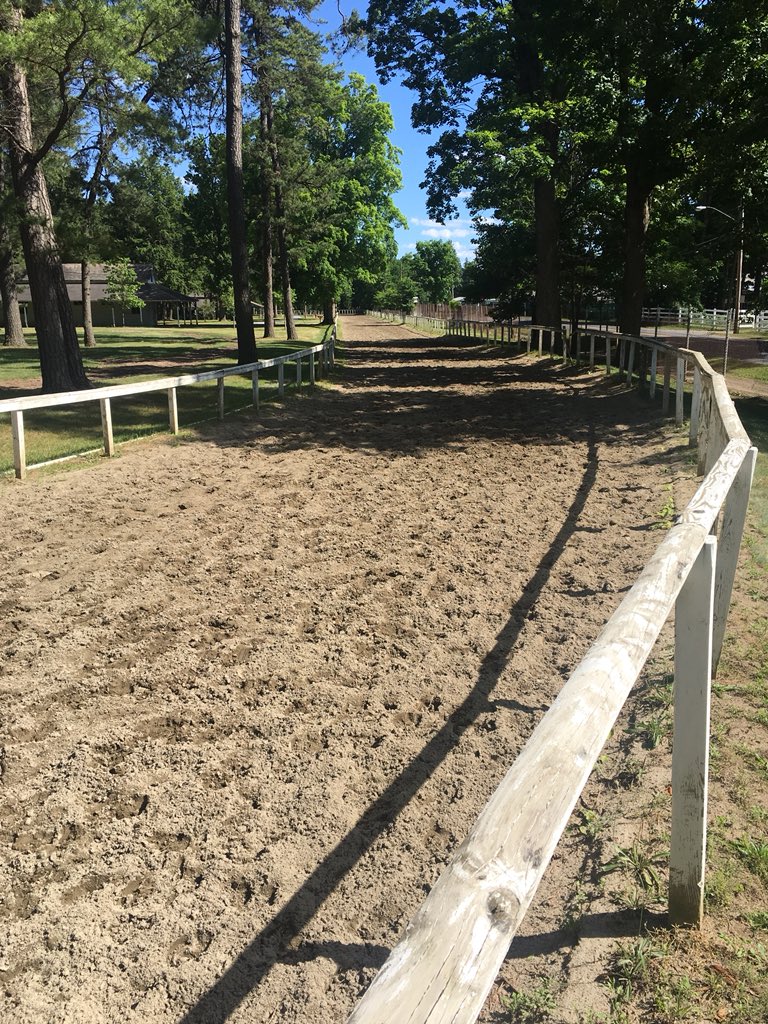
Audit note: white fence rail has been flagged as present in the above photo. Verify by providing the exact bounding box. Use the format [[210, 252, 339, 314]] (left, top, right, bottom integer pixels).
[[350, 313, 755, 1022], [641, 306, 767, 330], [0, 326, 337, 479]]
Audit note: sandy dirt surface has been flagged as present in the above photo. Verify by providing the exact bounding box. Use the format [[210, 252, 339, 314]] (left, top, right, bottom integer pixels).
[[1, 317, 688, 1023]]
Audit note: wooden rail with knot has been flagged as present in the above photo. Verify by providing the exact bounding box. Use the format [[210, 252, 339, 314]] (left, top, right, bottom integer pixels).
[[354, 310, 756, 1024], [0, 326, 336, 480]]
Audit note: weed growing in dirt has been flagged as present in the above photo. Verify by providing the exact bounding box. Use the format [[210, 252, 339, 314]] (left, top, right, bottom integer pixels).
[[562, 882, 592, 937], [626, 712, 670, 749], [606, 755, 646, 790], [500, 979, 556, 1022], [654, 486, 676, 529], [600, 842, 666, 899], [730, 836, 768, 882], [576, 807, 607, 843]]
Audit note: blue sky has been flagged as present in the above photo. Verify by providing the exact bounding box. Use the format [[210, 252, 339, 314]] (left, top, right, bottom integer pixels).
[[313, 1, 476, 261]]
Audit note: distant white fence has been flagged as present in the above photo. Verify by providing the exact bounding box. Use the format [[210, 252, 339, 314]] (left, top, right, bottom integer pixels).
[[0, 326, 336, 479], [374, 305, 768, 332], [642, 306, 767, 330], [351, 313, 755, 1022]]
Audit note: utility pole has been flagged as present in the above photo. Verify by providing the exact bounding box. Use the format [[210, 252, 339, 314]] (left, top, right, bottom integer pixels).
[[733, 203, 744, 334], [695, 203, 744, 335]]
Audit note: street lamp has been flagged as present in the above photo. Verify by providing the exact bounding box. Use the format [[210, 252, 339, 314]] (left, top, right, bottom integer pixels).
[[695, 203, 745, 334]]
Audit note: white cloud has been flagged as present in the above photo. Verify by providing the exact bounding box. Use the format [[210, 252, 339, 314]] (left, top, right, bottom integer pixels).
[[410, 216, 476, 244], [403, 216, 478, 260], [423, 225, 473, 240], [453, 242, 475, 261]]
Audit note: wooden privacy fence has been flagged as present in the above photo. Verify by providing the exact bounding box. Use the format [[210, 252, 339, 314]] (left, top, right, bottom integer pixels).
[[0, 327, 336, 480], [350, 313, 756, 1022]]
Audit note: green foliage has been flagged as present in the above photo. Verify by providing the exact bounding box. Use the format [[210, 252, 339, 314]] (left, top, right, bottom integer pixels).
[[286, 71, 406, 308], [401, 240, 461, 304], [104, 259, 144, 323], [107, 157, 192, 291], [367, 0, 768, 318]]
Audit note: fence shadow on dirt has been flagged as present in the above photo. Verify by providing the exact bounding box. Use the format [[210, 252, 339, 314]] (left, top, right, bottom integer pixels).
[[179, 421, 607, 1023], [176, 332, 686, 1023]]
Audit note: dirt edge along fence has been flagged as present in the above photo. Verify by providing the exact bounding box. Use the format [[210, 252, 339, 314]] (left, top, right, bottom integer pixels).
[[0, 324, 337, 480], [353, 311, 756, 1022]]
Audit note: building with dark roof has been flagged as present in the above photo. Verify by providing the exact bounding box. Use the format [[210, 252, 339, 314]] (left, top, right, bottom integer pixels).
[[3, 264, 197, 328]]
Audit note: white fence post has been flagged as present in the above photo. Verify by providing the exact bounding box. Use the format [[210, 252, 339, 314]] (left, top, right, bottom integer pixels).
[[627, 340, 636, 384], [296, 356, 302, 387], [711, 447, 757, 672], [669, 535, 716, 927], [11, 409, 26, 480], [278, 363, 285, 396], [167, 387, 179, 434], [251, 370, 259, 410], [217, 377, 225, 420], [650, 348, 658, 399], [689, 367, 701, 445], [676, 356, 685, 425], [663, 354, 671, 414], [310, 352, 316, 385], [100, 397, 115, 457], [589, 334, 595, 369]]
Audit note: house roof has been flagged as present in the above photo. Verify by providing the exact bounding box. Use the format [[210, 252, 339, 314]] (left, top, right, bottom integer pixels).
[[15, 263, 195, 305]]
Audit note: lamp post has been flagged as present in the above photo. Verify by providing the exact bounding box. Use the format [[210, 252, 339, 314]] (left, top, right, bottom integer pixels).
[[695, 203, 745, 334]]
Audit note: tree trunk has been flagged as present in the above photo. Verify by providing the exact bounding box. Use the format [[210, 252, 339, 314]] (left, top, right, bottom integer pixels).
[[322, 297, 336, 325], [0, 8, 89, 391], [224, 0, 257, 364], [533, 174, 561, 331], [82, 260, 96, 347], [619, 161, 652, 337], [0, 244, 24, 347], [0, 149, 24, 347], [261, 225, 275, 337], [533, 123, 561, 336], [265, 98, 297, 341], [514, 18, 561, 336], [259, 104, 275, 338]]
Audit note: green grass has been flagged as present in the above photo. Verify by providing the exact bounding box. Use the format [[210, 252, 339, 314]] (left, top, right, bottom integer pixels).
[[0, 321, 330, 473]]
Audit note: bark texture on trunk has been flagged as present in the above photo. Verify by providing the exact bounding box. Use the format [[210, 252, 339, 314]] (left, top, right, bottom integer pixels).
[[225, 0, 257, 364], [265, 99, 297, 341], [0, 9, 89, 390], [0, 243, 24, 347], [322, 298, 336, 325], [620, 161, 652, 337], [533, 170, 561, 331], [259, 104, 275, 338], [82, 260, 95, 347], [0, 149, 24, 346], [515, 15, 562, 335]]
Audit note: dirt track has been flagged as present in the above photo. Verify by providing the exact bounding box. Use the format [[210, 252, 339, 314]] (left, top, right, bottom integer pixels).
[[1, 317, 684, 1023]]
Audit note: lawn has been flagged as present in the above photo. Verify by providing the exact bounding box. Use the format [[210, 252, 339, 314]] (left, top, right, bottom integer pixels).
[[0, 320, 331, 474]]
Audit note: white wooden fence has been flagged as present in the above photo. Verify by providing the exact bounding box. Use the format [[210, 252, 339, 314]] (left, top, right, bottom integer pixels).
[[350, 314, 755, 1022], [641, 306, 767, 330], [0, 327, 336, 480]]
